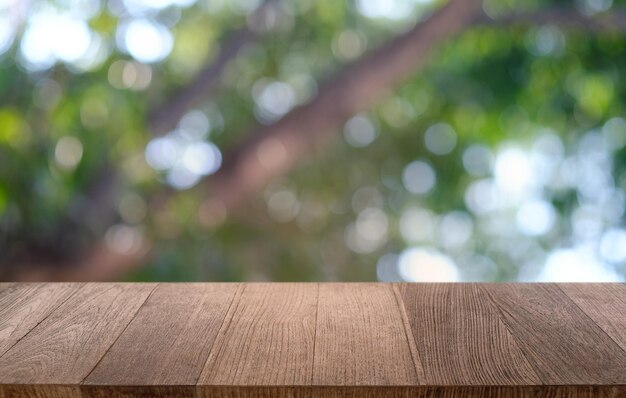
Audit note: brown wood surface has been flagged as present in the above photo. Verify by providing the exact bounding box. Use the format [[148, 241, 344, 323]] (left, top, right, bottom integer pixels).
[[198, 283, 317, 386], [559, 283, 626, 352], [0, 283, 154, 384], [396, 283, 540, 385], [313, 283, 421, 386], [0, 283, 624, 398], [0, 283, 82, 357], [196, 386, 624, 398], [84, 283, 239, 389], [482, 283, 626, 385]]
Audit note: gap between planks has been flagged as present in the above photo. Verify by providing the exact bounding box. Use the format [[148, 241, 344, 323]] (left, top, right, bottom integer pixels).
[[194, 283, 246, 385], [0, 283, 85, 361], [391, 283, 426, 383], [480, 283, 626, 385], [310, 283, 320, 386], [556, 283, 626, 358], [80, 283, 160, 385]]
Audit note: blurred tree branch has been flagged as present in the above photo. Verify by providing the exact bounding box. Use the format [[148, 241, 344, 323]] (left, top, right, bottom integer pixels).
[[148, 29, 253, 136], [147, 0, 278, 136], [7, 1, 626, 281], [205, 4, 626, 215], [4, 0, 483, 281], [207, 0, 484, 209], [1, 1, 277, 280]]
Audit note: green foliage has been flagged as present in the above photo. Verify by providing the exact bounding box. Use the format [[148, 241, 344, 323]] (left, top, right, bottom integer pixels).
[[1, 0, 626, 281]]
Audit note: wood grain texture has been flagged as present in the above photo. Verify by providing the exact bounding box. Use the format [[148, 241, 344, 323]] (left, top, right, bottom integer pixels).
[[196, 386, 625, 398], [559, 283, 626, 353], [0, 283, 155, 385], [396, 283, 540, 385], [0, 283, 82, 357], [84, 283, 239, 390], [1, 386, 622, 398], [1, 283, 625, 398], [198, 283, 317, 386], [313, 283, 420, 386], [0, 385, 81, 398], [482, 283, 626, 385], [80, 386, 194, 398]]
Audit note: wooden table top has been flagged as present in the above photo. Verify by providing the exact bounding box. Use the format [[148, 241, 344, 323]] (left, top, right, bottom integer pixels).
[[0, 283, 624, 397]]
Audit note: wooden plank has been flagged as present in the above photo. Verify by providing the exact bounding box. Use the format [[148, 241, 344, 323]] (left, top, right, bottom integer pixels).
[[0, 385, 81, 398], [0, 282, 625, 398], [0, 283, 155, 388], [198, 283, 317, 387], [482, 283, 626, 385], [80, 386, 193, 398], [83, 283, 239, 392], [396, 283, 540, 385], [312, 283, 420, 386], [196, 385, 624, 398], [3, 386, 621, 398], [0, 283, 82, 357], [559, 283, 626, 352]]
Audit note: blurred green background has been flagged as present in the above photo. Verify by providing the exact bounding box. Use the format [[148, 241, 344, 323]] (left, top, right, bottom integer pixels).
[[1, 0, 626, 282]]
